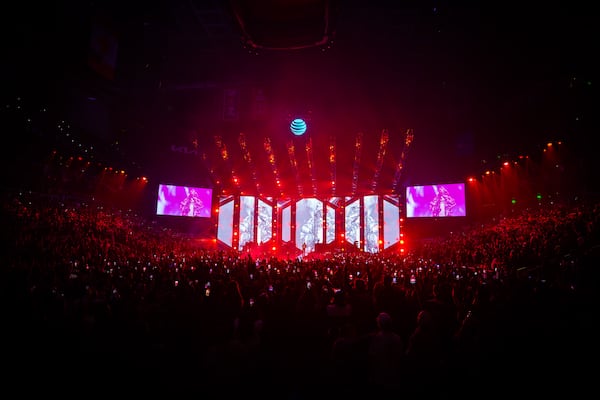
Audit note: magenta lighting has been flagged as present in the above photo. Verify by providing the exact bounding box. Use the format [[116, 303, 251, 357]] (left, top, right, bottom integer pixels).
[[156, 184, 213, 218], [405, 182, 466, 218], [290, 118, 307, 135]]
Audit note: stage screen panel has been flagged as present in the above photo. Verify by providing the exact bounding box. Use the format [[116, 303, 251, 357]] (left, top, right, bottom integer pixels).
[[257, 199, 272, 244], [156, 184, 212, 217], [281, 201, 291, 243], [217, 197, 234, 247], [383, 198, 400, 249], [295, 198, 323, 253], [326, 205, 336, 244], [345, 199, 360, 246], [406, 182, 466, 218], [363, 195, 379, 253], [239, 196, 255, 250]]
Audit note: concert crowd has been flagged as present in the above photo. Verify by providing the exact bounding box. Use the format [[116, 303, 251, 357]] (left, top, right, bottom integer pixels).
[[2, 189, 598, 398]]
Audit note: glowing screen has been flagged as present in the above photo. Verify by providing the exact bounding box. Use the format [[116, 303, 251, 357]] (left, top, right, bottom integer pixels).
[[156, 184, 212, 218], [239, 196, 255, 250], [363, 195, 379, 253], [326, 205, 336, 244], [406, 182, 466, 218], [383, 198, 399, 249], [257, 199, 273, 244], [295, 198, 323, 252], [217, 197, 234, 247], [345, 199, 360, 246]]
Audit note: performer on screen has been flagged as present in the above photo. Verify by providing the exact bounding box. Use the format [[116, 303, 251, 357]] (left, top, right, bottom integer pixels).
[[429, 186, 457, 217], [180, 188, 205, 217]]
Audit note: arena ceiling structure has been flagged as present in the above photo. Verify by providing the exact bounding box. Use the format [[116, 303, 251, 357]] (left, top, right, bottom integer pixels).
[[3, 0, 595, 199]]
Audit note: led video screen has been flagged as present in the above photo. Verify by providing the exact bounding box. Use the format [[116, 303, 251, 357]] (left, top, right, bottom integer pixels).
[[344, 198, 360, 246], [217, 196, 234, 247], [257, 199, 273, 245], [383, 197, 400, 249], [156, 184, 212, 218], [215, 195, 402, 254], [363, 195, 379, 253], [239, 195, 255, 250], [296, 198, 323, 253], [406, 182, 466, 218]]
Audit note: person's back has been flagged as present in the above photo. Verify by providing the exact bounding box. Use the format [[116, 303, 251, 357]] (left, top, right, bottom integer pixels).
[[349, 278, 376, 335], [372, 275, 404, 327], [405, 309, 445, 387], [330, 322, 369, 387], [325, 289, 353, 345], [422, 282, 458, 360], [454, 283, 501, 372], [367, 312, 404, 390]]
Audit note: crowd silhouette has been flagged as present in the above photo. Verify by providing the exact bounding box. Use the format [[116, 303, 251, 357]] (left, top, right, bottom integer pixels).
[[2, 189, 598, 398]]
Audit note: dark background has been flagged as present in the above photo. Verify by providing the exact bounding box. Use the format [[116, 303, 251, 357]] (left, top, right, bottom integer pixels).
[[2, 0, 596, 200]]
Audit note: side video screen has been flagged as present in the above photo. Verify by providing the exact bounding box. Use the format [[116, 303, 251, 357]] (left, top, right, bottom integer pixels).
[[156, 184, 212, 218], [406, 182, 466, 218]]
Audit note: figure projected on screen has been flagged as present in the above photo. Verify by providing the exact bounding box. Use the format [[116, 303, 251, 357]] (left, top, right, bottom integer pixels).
[[298, 199, 322, 254], [364, 195, 379, 253], [326, 208, 336, 244], [238, 196, 255, 249], [345, 202, 361, 246], [365, 213, 379, 253], [257, 203, 272, 244], [429, 186, 457, 216], [179, 188, 204, 217], [299, 211, 317, 253]]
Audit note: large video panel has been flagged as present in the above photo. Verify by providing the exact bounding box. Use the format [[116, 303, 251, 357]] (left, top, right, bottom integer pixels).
[[345, 198, 360, 247], [406, 182, 466, 218], [383, 198, 399, 249], [217, 197, 234, 247], [295, 198, 323, 252], [326, 205, 336, 244], [156, 184, 212, 217], [257, 199, 273, 244], [215, 195, 401, 254], [363, 195, 379, 253], [280, 200, 291, 242], [239, 196, 255, 250]]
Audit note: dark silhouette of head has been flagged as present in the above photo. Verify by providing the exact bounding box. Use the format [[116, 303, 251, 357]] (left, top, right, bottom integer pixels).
[[376, 312, 393, 331]]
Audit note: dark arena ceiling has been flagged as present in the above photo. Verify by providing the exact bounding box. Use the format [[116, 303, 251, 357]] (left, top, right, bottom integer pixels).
[[2, 0, 596, 198]]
